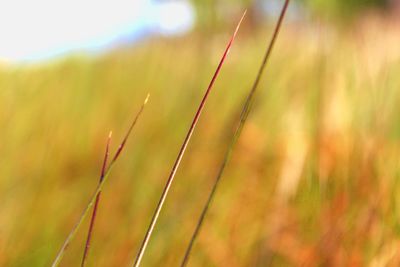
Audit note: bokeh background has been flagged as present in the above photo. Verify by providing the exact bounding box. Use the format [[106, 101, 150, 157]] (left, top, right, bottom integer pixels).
[[1, 0, 400, 266]]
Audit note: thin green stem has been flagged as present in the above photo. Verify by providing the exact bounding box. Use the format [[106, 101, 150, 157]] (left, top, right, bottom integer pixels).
[[180, 1, 290, 266], [51, 94, 149, 267], [131, 11, 247, 267]]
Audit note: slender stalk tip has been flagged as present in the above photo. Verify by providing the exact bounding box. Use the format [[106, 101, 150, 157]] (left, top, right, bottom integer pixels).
[[108, 131, 113, 139], [225, 10, 246, 57], [144, 93, 150, 105], [234, 10, 247, 37], [239, 9, 247, 28]]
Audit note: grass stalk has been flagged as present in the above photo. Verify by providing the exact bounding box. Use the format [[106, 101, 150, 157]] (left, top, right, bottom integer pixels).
[[51, 94, 149, 267], [180, 1, 290, 266], [80, 131, 112, 267], [131, 11, 247, 267]]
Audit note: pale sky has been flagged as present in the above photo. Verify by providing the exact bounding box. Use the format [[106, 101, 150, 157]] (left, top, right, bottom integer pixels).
[[0, 0, 194, 62]]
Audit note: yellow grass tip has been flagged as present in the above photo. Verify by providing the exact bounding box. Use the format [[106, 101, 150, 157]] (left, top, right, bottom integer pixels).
[[144, 93, 150, 105], [238, 9, 247, 28]]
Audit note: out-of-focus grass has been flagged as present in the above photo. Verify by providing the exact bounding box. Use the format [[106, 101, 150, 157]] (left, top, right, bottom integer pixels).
[[1, 16, 400, 266]]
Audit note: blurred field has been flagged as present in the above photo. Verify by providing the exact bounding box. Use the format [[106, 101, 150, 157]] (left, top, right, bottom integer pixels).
[[1, 14, 400, 267]]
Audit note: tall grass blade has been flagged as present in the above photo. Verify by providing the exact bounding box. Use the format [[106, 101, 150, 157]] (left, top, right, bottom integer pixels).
[[51, 94, 150, 267], [180, 1, 290, 266], [80, 131, 112, 267], [131, 11, 247, 267]]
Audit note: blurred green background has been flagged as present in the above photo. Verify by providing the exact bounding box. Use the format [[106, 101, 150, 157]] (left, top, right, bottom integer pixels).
[[1, 0, 400, 266], [192, 0, 392, 27]]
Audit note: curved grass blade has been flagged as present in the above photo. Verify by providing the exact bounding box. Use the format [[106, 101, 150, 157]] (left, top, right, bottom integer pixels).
[[180, 1, 290, 266], [131, 11, 247, 267], [80, 131, 112, 267], [51, 94, 150, 267]]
